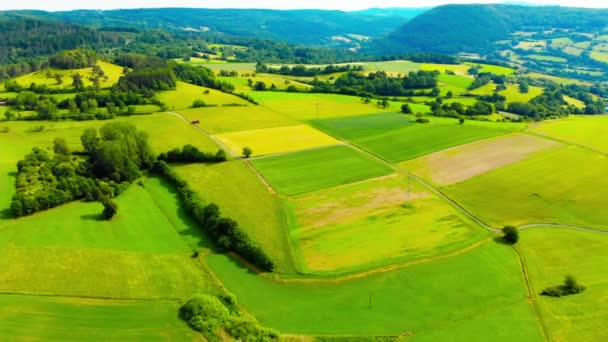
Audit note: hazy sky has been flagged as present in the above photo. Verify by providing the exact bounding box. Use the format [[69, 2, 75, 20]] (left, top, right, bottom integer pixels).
[[1, 0, 607, 11]]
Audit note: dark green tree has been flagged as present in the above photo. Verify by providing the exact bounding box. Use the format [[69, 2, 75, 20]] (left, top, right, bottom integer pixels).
[[501, 225, 519, 244]]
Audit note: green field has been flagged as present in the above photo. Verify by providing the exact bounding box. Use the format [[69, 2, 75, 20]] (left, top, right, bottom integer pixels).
[[173, 161, 294, 273], [445, 146, 608, 230], [287, 174, 487, 274], [12, 61, 123, 90], [529, 115, 608, 153], [251, 145, 393, 196], [353, 122, 512, 163], [249, 92, 399, 120], [218, 75, 312, 93], [206, 242, 539, 337], [499, 84, 544, 103], [310, 112, 414, 140], [519, 228, 608, 341], [177, 105, 298, 134], [590, 51, 608, 63], [527, 55, 568, 63], [0, 295, 203, 341], [157, 81, 249, 110]]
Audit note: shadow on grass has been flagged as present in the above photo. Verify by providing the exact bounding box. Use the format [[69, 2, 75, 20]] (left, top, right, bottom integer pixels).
[[80, 213, 104, 221], [152, 176, 216, 251]]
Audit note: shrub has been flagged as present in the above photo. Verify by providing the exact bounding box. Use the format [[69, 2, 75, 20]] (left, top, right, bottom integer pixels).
[[541, 275, 586, 297], [501, 225, 519, 244], [101, 196, 118, 220], [191, 99, 207, 108], [416, 117, 429, 123]]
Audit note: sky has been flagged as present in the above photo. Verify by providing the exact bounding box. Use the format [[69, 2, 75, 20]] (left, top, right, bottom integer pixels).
[[1, 0, 607, 11]]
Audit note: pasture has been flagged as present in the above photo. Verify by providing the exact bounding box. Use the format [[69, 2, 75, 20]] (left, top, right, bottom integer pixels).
[[500, 84, 544, 103], [310, 112, 414, 140], [214, 124, 339, 156], [421, 63, 470, 75], [287, 174, 487, 274], [353, 122, 512, 163], [0, 295, 203, 341], [12, 61, 123, 90], [173, 161, 294, 273], [177, 104, 298, 134], [249, 92, 398, 120], [399, 133, 561, 186], [529, 115, 608, 154], [445, 146, 608, 230], [251, 145, 393, 196], [205, 242, 537, 337], [217, 75, 313, 93], [157, 81, 249, 110], [519, 228, 608, 341]]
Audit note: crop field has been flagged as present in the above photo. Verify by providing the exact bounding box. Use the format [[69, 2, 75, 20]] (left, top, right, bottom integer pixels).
[[287, 174, 487, 274], [0, 295, 203, 341], [177, 105, 298, 134], [194, 62, 256, 72], [519, 228, 608, 341], [445, 146, 608, 230], [590, 51, 608, 63], [527, 54, 568, 63], [214, 124, 339, 156], [529, 115, 608, 153], [360, 60, 421, 73], [249, 92, 399, 120], [251, 145, 393, 196], [500, 84, 544, 103], [206, 242, 537, 337], [437, 73, 473, 90], [310, 112, 414, 140], [563, 95, 586, 108], [352, 122, 512, 163], [172, 161, 294, 273], [421, 63, 470, 75], [467, 63, 516, 76], [399, 133, 562, 186], [157, 81, 249, 110], [217, 75, 313, 93]]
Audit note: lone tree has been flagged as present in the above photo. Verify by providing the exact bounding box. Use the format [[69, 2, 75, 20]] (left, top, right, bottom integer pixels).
[[53, 137, 70, 156], [101, 196, 118, 220], [502, 225, 519, 244], [242, 147, 252, 158], [401, 103, 412, 114], [459, 116, 466, 125]]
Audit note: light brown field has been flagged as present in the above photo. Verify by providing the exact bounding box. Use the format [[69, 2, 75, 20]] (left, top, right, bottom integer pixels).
[[399, 133, 561, 186]]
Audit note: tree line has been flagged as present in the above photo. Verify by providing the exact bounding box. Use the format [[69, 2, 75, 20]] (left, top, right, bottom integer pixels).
[[255, 62, 363, 77]]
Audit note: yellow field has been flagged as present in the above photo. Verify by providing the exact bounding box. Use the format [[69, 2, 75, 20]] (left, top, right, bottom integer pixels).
[[564, 95, 585, 108], [214, 124, 340, 156], [399, 133, 561, 186], [157, 81, 248, 110], [13, 61, 123, 90], [590, 51, 608, 63]]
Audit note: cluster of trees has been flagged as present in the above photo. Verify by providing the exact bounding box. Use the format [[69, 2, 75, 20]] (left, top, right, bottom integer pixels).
[[430, 99, 495, 117], [180, 294, 279, 342], [310, 70, 440, 97], [48, 49, 97, 69], [114, 67, 177, 94], [256, 62, 363, 77], [152, 160, 275, 271], [10, 139, 129, 217], [158, 144, 227, 163], [171, 63, 235, 93], [541, 275, 586, 297]]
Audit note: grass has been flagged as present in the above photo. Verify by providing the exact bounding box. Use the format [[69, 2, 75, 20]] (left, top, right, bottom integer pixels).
[[0, 132, 34, 223], [287, 174, 487, 274], [177, 105, 299, 134], [445, 146, 608, 230], [0, 179, 220, 299], [527, 55, 568, 63], [157, 81, 248, 110], [499, 84, 544, 103], [214, 124, 340, 156], [1, 113, 221, 154], [530, 115, 608, 154], [518, 228, 608, 341], [353, 122, 512, 163], [471, 63, 516, 76], [249, 92, 398, 120], [13, 61, 123, 90], [563, 46, 584, 56], [173, 161, 294, 273], [0, 295, 203, 341], [421, 63, 470, 75], [218, 76, 312, 93], [437, 73, 473, 90], [251, 145, 393, 196], [205, 242, 535, 336], [563, 95, 586, 108], [309, 112, 414, 140], [361, 60, 421, 74], [193, 62, 256, 73], [399, 133, 562, 186]]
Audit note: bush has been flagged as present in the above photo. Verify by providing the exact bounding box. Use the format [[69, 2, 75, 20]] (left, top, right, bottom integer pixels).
[[501, 225, 519, 244], [416, 117, 429, 123], [191, 99, 207, 108], [541, 275, 586, 297], [157, 145, 227, 163], [101, 196, 118, 220]]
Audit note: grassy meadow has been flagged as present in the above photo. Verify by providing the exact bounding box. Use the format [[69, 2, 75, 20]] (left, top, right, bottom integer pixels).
[[157, 81, 249, 110], [287, 174, 488, 274], [529, 115, 608, 154], [251, 145, 393, 196], [310, 112, 414, 140], [519, 228, 608, 341], [445, 146, 608, 230]]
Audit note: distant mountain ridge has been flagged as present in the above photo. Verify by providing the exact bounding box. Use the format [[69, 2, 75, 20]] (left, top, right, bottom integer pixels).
[[383, 4, 608, 54], [0, 8, 425, 46]]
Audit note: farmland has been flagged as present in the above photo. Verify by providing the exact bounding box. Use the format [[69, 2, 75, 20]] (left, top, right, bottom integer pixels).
[[1, 36, 606, 341]]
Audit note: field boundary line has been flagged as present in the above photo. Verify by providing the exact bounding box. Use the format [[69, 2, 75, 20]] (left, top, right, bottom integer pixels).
[[257, 238, 490, 284], [518, 223, 608, 235], [524, 130, 608, 157], [164, 111, 239, 158]]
